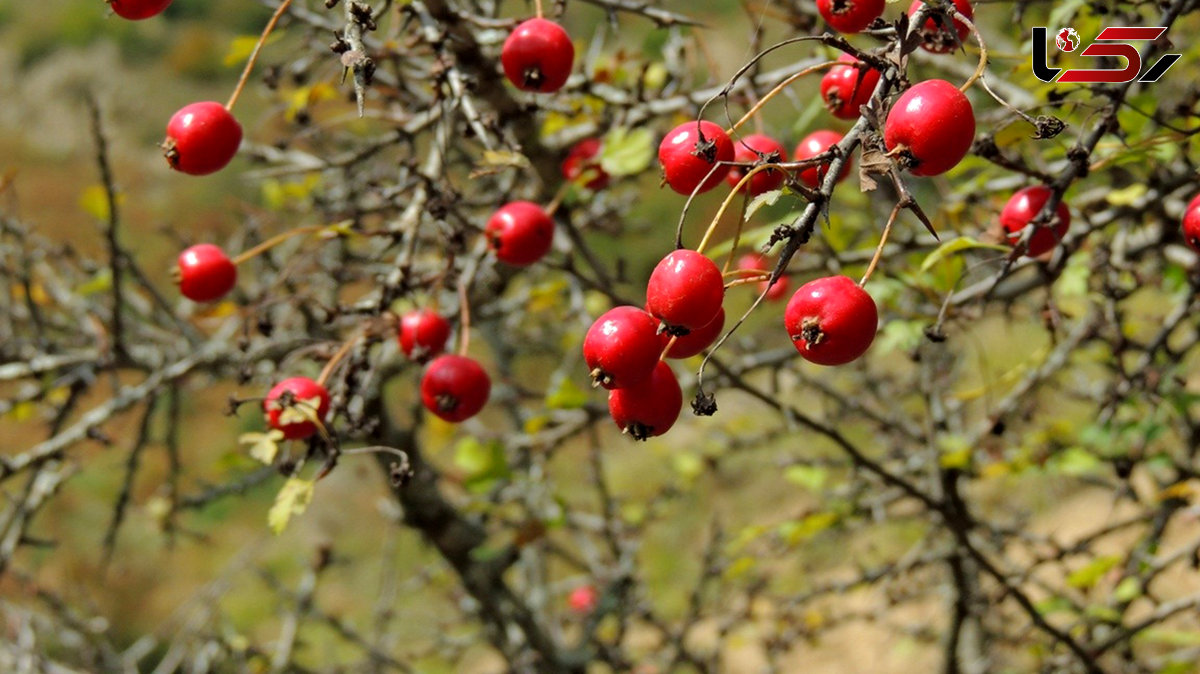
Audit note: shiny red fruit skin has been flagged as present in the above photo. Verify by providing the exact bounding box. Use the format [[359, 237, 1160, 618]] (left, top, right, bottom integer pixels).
[[177, 243, 237, 302], [608, 361, 683, 440], [646, 249, 725, 332], [1000, 186, 1071, 257], [398, 309, 452, 362], [817, 0, 886, 33], [583, 306, 662, 390], [660, 306, 725, 359], [568, 585, 598, 614], [486, 201, 555, 266], [736, 253, 789, 301], [658, 121, 735, 195], [883, 80, 975, 177], [562, 138, 610, 191], [264, 377, 331, 440], [420, 355, 491, 423], [501, 18, 574, 93], [821, 53, 881, 120], [109, 0, 172, 19], [908, 0, 974, 53], [784, 276, 878, 366], [165, 102, 242, 176], [794, 130, 851, 189], [1182, 194, 1200, 253], [725, 134, 788, 196]]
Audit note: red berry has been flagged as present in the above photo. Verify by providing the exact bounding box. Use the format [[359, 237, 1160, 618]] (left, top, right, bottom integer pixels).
[[725, 134, 788, 196], [108, 0, 172, 19], [821, 53, 881, 120], [1000, 186, 1071, 257], [908, 0, 974, 53], [646, 250, 725, 334], [486, 201, 555, 266], [794, 130, 851, 189], [562, 138, 610, 191], [583, 306, 662, 390], [398, 309, 452, 362], [883, 80, 975, 177], [1184, 194, 1200, 253], [784, 276, 878, 366], [817, 0, 886, 33], [658, 121, 735, 196], [264, 377, 331, 440], [176, 243, 237, 302], [568, 585, 598, 614], [420, 355, 491, 423], [501, 18, 575, 93], [660, 306, 725, 359], [608, 361, 682, 440], [736, 253, 789, 301], [164, 102, 242, 176]]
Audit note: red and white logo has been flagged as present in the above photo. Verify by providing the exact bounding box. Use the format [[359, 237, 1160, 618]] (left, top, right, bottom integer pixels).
[[1055, 27, 1080, 52]]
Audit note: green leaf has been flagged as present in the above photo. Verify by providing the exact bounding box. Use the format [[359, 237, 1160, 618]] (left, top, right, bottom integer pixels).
[[672, 452, 705, 482], [919, 236, 1009, 273], [268, 477, 315, 535], [600, 127, 654, 177], [875, 319, 925, 355], [938, 434, 973, 470], [453, 437, 509, 490], [1049, 446, 1103, 477], [783, 465, 827, 492], [744, 188, 783, 220], [1105, 184, 1147, 207], [1066, 555, 1120, 589], [545, 375, 588, 410], [778, 512, 838, 546], [1113, 577, 1141, 603], [1035, 596, 1075, 617]]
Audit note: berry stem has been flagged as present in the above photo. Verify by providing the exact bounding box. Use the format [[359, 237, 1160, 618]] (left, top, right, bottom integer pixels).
[[544, 181, 571, 217], [724, 275, 771, 290], [726, 60, 838, 136], [534, 0, 544, 18], [956, 11, 988, 93], [455, 244, 488, 356], [860, 202, 902, 287], [721, 193, 751, 275], [317, 331, 362, 387], [231, 225, 323, 265], [226, 0, 295, 111], [695, 165, 776, 254], [658, 337, 677, 361]]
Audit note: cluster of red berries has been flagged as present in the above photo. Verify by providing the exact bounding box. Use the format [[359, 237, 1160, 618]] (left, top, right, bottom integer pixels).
[[814, 0, 973, 51], [147, 9, 575, 440]]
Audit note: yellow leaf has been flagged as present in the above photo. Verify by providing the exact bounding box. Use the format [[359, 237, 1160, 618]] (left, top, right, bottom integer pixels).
[[1158, 481, 1195, 503], [268, 477, 315, 535], [8, 401, 36, 422], [273, 394, 325, 427], [482, 150, 531, 169], [223, 34, 280, 68], [239, 430, 284, 465], [145, 495, 172, 529], [79, 184, 122, 222], [319, 219, 356, 239]]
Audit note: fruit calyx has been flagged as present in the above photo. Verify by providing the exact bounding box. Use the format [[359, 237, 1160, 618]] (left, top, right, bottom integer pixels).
[[795, 316, 824, 348]]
